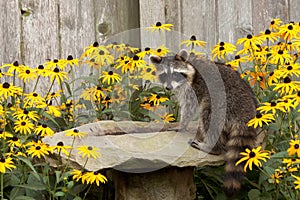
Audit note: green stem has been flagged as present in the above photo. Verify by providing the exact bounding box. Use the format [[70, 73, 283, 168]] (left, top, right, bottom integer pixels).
[[82, 184, 93, 200], [82, 157, 89, 169], [45, 78, 56, 100], [33, 75, 41, 92], [0, 173, 3, 200]]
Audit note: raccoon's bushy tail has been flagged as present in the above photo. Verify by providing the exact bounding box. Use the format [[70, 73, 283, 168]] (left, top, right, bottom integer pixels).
[[223, 124, 257, 197]]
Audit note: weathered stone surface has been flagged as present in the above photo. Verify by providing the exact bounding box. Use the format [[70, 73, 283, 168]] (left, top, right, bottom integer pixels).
[[43, 120, 224, 172]]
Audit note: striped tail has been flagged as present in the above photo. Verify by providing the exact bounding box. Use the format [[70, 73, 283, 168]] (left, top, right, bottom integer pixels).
[[223, 124, 257, 197]]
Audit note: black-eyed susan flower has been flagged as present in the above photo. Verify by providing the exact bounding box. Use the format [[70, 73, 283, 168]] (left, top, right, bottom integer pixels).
[[131, 55, 146, 69], [148, 94, 169, 105], [46, 104, 61, 117], [159, 113, 175, 123], [270, 18, 282, 31], [90, 50, 114, 68], [235, 146, 270, 172], [43, 59, 66, 70], [34, 124, 54, 137], [80, 86, 107, 101], [0, 156, 16, 173], [236, 34, 263, 51], [65, 129, 87, 138], [106, 42, 127, 53], [140, 64, 156, 81], [12, 109, 40, 122], [273, 77, 300, 95], [226, 55, 248, 71], [257, 101, 286, 114], [18, 66, 38, 83], [26, 141, 52, 159], [71, 169, 83, 183], [137, 47, 154, 58], [8, 136, 22, 148], [287, 139, 300, 157], [282, 158, 300, 167], [0, 68, 12, 78], [267, 71, 281, 86], [4, 61, 24, 74], [247, 112, 275, 128], [269, 49, 293, 65], [53, 141, 72, 156], [278, 23, 299, 41], [249, 71, 268, 90], [153, 45, 169, 57], [277, 63, 300, 78], [180, 35, 206, 49], [270, 171, 283, 184], [101, 96, 113, 108], [36, 65, 51, 77], [212, 41, 236, 60], [147, 22, 173, 32], [14, 117, 35, 135], [258, 29, 280, 43], [64, 55, 79, 67], [0, 129, 13, 139], [81, 42, 109, 59], [49, 67, 68, 84], [24, 92, 45, 107], [292, 174, 300, 190], [77, 145, 101, 159], [100, 71, 121, 85], [81, 171, 107, 186], [0, 82, 22, 99], [115, 56, 133, 74]]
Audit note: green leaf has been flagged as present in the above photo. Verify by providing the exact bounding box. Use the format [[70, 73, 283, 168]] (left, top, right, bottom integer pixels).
[[18, 157, 37, 174], [248, 189, 260, 200], [64, 81, 73, 97], [41, 112, 61, 128], [12, 183, 46, 191], [54, 191, 65, 197], [55, 170, 61, 184], [15, 196, 36, 200], [76, 75, 99, 85], [138, 109, 163, 122], [9, 187, 25, 200]]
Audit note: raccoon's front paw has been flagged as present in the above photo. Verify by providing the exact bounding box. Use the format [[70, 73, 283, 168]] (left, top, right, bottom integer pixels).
[[190, 140, 220, 155]]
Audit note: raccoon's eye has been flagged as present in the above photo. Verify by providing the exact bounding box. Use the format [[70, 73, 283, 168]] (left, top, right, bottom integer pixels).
[[158, 73, 167, 82], [173, 72, 187, 81]]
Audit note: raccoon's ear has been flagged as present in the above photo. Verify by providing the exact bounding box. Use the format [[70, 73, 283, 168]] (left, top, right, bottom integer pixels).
[[149, 55, 162, 64], [176, 49, 189, 62]]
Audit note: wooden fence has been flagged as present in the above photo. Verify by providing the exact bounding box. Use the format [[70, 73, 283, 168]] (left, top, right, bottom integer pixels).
[[1, 0, 300, 66]]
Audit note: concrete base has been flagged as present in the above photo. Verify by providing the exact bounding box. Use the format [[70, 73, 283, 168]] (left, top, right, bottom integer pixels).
[[113, 167, 196, 200]]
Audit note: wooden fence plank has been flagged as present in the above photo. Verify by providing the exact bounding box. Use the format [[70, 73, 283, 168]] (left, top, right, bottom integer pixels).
[[218, 0, 236, 45], [21, 0, 60, 67], [289, 0, 300, 22], [235, 0, 253, 40], [252, 0, 289, 34], [181, 0, 218, 55], [0, 0, 21, 64]]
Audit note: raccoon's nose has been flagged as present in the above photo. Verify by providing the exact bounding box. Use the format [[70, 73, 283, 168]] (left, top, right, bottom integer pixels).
[[166, 85, 173, 90]]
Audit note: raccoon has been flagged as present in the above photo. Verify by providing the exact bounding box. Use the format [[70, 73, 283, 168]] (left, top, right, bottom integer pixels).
[[150, 49, 258, 197]]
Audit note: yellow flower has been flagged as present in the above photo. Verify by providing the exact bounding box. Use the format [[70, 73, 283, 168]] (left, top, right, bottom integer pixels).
[[0, 82, 22, 99], [77, 145, 101, 159], [269, 18, 282, 31], [236, 34, 263, 51], [282, 158, 300, 167], [34, 124, 54, 137], [52, 141, 72, 156], [80, 86, 107, 101], [8, 137, 22, 148], [64, 55, 79, 67], [148, 94, 169, 105], [100, 71, 121, 85], [137, 47, 154, 58], [267, 71, 281, 86], [71, 169, 83, 182], [180, 35, 206, 48], [0, 156, 16, 173], [14, 117, 35, 135], [212, 41, 236, 60], [3, 61, 24, 73], [81, 171, 107, 186], [292, 174, 300, 190], [89, 50, 114, 68], [278, 22, 299, 41], [257, 101, 286, 114], [287, 139, 300, 157], [36, 65, 51, 77], [247, 112, 275, 128], [12, 109, 40, 122], [270, 171, 283, 184], [269, 49, 293, 65], [65, 129, 87, 138], [160, 113, 175, 123], [153, 45, 169, 57], [258, 29, 280, 43], [131, 55, 147, 70], [147, 22, 173, 32], [49, 67, 68, 84], [277, 63, 300, 78], [43, 59, 66, 70], [0, 130, 13, 139], [273, 77, 300, 95], [18, 66, 38, 83], [236, 146, 270, 172], [26, 141, 53, 159]]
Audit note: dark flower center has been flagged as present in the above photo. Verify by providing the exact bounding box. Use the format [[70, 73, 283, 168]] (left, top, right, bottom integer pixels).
[[93, 171, 98, 175], [57, 141, 64, 146], [99, 50, 105, 55], [73, 129, 79, 133], [297, 91, 300, 97], [21, 122, 26, 126], [23, 110, 29, 115], [93, 42, 99, 47], [105, 96, 111, 101], [265, 29, 271, 34], [12, 136, 18, 141], [270, 102, 277, 107], [97, 86, 102, 90], [247, 34, 253, 39], [219, 46, 225, 51], [88, 146, 93, 150], [190, 35, 197, 41], [256, 112, 262, 118], [33, 93, 38, 97], [35, 146, 41, 150], [13, 61, 19, 66], [278, 50, 283, 55], [156, 95, 161, 99], [235, 55, 240, 59], [294, 144, 299, 149], [145, 47, 150, 51], [0, 129, 3, 134], [133, 55, 139, 61], [146, 68, 152, 72], [283, 77, 291, 83], [0, 157, 5, 163], [25, 69, 30, 74], [287, 66, 293, 70], [53, 59, 59, 63], [271, 21, 275, 25], [67, 55, 73, 60], [219, 42, 225, 46], [156, 22, 162, 27], [38, 65, 44, 70], [42, 124, 48, 128], [53, 68, 60, 73], [3, 82, 10, 89], [51, 92, 56, 96], [269, 71, 274, 76], [249, 151, 256, 158], [157, 49, 162, 53], [288, 25, 293, 30], [124, 60, 129, 64], [108, 71, 114, 75]]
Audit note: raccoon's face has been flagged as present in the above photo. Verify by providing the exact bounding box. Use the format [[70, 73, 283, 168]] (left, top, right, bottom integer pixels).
[[150, 49, 195, 90]]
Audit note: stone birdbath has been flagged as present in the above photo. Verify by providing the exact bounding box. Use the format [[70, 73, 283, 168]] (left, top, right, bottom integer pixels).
[[43, 120, 225, 200]]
